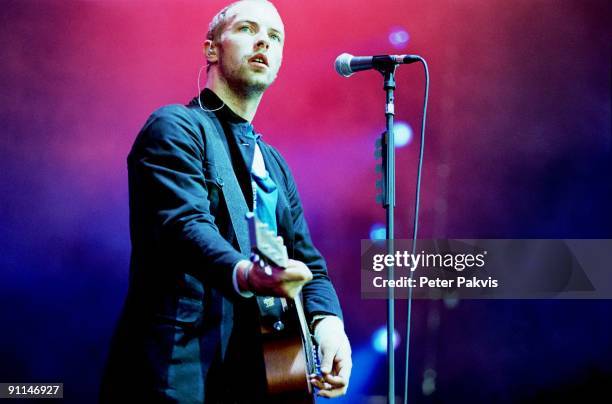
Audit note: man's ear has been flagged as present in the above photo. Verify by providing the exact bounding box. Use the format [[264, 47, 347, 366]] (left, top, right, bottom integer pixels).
[[203, 40, 219, 65]]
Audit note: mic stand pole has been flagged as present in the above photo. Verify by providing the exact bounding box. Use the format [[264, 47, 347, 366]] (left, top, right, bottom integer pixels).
[[379, 65, 397, 404]]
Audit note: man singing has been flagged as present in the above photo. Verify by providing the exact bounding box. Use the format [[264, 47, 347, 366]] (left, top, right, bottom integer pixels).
[[100, 1, 351, 402]]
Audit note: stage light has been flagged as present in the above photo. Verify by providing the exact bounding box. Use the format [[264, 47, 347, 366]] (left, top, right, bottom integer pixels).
[[369, 223, 386, 240], [422, 368, 437, 396], [372, 326, 401, 353], [394, 121, 413, 147], [388, 27, 410, 49]]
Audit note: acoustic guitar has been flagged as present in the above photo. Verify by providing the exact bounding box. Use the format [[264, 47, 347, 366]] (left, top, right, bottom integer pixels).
[[246, 212, 321, 403]]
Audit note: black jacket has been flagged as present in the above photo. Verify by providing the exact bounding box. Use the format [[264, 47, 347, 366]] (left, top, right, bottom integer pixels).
[[100, 96, 342, 403]]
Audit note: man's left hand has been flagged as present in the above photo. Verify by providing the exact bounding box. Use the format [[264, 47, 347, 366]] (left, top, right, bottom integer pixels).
[[309, 316, 352, 398]]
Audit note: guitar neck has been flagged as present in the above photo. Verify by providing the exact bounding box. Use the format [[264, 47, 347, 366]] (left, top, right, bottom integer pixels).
[[292, 292, 319, 376], [246, 212, 321, 385]]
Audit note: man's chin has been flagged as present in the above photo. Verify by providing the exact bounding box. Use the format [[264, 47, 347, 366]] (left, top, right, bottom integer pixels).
[[247, 71, 275, 86], [235, 77, 273, 95], [223, 68, 276, 96]]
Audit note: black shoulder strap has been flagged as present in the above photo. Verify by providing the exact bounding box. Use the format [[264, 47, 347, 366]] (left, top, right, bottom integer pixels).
[[188, 107, 252, 256], [190, 107, 288, 326]]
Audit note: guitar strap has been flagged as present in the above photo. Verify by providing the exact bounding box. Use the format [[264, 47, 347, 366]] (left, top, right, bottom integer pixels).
[[189, 107, 285, 327], [191, 108, 252, 255]]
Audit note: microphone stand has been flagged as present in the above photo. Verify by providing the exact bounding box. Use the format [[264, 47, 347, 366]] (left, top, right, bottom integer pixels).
[[379, 65, 397, 404], [368, 54, 428, 404]]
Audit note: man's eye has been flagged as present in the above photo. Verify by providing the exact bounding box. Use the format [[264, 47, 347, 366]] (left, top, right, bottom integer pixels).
[[239, 26, 253, 33], [270, 33, 282, 42]]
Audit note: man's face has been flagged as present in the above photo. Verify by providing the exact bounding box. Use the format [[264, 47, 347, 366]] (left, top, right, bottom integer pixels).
[[211, 1, 285, 95]]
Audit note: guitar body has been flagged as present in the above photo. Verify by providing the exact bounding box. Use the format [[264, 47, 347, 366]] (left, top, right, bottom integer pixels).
[[263, 331, 308, 395], [256, 295, 317, 403], [261, 315, 314, 403]]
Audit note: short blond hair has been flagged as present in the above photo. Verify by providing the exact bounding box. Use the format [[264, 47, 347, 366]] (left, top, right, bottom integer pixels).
[[206, 0, 272, 41]]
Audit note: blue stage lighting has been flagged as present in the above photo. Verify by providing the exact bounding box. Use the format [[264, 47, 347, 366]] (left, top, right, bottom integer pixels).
[[388, 27, 410, 49], [372, 326, 401, 353], [369, 223, 386, 240], [394, 121, 413, 147]]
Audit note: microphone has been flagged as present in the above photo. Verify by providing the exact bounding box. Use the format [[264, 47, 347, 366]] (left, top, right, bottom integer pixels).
[[335, 53, 420, 77]]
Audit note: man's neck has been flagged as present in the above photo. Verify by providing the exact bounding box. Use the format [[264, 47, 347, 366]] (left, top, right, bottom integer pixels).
[[205, 73, 263, 122]]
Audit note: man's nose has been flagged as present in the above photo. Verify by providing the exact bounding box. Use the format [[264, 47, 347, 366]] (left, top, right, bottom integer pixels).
[[255, 36, 269, 50]]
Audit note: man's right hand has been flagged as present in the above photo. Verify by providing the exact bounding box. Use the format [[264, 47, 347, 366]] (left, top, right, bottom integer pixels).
[[235, 258, 312, 299]]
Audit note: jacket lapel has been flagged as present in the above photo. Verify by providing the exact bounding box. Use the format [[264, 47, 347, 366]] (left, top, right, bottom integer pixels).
[[230, 129, 256, 210], [190, 108, 252, 256]]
